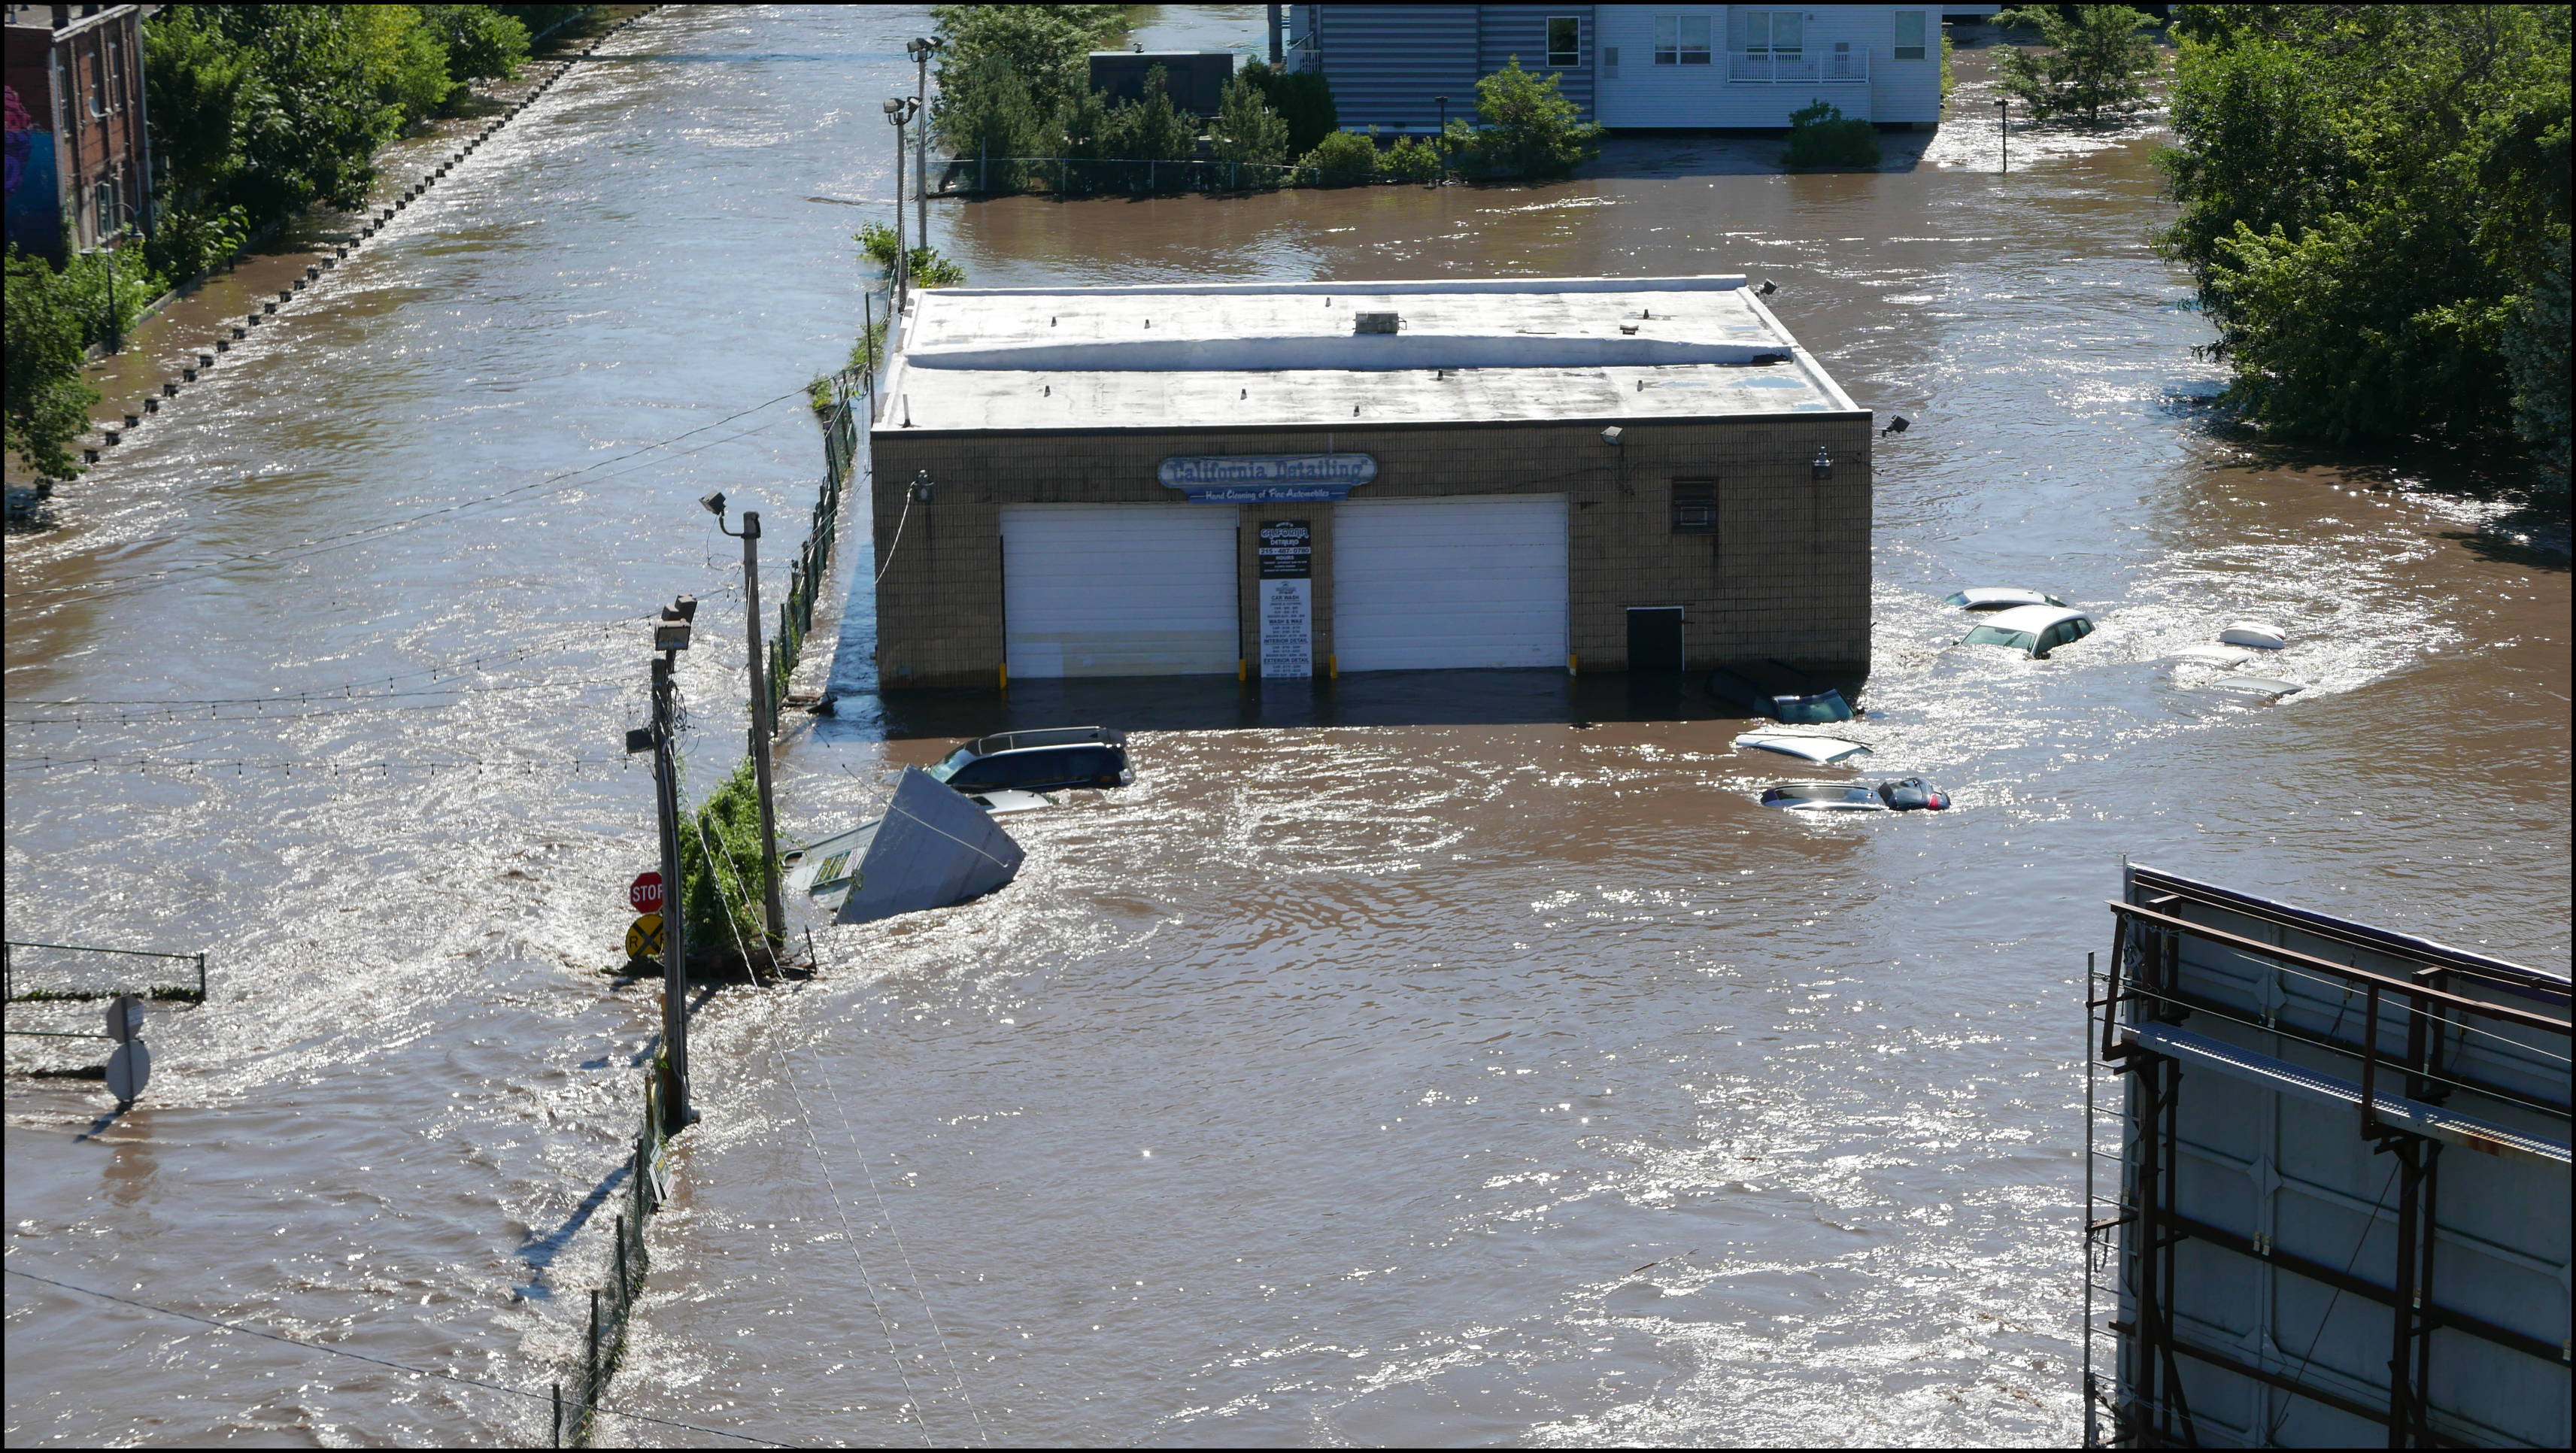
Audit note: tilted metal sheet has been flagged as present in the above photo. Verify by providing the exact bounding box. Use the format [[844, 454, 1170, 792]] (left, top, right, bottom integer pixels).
[[833, 768, 1025, 925]]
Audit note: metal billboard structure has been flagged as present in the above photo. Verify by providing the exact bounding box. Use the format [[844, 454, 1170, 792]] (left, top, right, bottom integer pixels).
[[2085, 866, 2571, 1448]]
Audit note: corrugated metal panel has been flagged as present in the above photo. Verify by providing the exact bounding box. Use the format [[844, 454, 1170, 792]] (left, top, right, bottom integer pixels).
[[1477, 5, 1596, 121], [1311, 4, 1482, 132], [2094, 867, 2572, 1449]]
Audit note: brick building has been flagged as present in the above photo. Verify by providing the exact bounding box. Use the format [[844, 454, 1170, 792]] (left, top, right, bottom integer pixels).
[[5, 3, 153, 261], [868, 275, 1872, 690]]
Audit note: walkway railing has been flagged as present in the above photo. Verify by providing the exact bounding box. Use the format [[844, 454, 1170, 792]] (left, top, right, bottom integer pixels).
[[1727, 49, 1869, 82]]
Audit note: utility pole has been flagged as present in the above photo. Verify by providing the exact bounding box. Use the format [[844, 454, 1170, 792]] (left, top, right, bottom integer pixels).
[[702, 493, 786, 949], [908, 38, 941, 254], [1996, 97, 2010, 175], [1433, 96, 1449, 185], [636, 596, 699, 1132], [1268, 4, 1283, 66]]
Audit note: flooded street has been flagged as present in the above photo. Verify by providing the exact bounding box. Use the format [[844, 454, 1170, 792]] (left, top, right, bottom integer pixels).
[[6, 7, 2565, 1448]]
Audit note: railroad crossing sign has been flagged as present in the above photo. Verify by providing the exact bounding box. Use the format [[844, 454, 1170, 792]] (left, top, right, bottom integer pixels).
[[625, 912, 666, 961], [107, 1039, 151, 1106], [628, 871, 666, 915]]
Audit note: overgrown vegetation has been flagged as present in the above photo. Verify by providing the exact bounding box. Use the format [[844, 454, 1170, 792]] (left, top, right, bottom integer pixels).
[[2158, 4, 2570, 478], [1443, 58, 1602, 181], [857, 222, 967, 289], [1238, 60, 1337, 157], [1210, 65, 1292, 180], [1992, 5, 2162, 123], [6, 6, 554, 481], [678, 760, 770, 957], [1783, 99, 1882, 169]]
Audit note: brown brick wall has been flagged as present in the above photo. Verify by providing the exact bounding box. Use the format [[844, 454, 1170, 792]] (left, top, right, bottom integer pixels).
[[869, 414, 1871, 689]]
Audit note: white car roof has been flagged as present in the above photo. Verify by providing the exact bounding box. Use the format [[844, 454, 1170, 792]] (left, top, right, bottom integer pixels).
[[1735, 733, 1874, 764], [1977, 605, 2092, 632], [1951, 587, 2060, 608]]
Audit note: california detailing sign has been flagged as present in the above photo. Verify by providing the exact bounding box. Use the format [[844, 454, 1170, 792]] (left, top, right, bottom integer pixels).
[[1158, 453, 1376, 503]]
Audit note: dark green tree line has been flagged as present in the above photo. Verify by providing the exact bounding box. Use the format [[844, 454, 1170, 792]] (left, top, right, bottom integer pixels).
[[2159, 5, 2570, 478]]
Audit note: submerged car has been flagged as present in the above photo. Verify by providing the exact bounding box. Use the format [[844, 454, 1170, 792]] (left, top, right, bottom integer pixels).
[[2198, 675, 2304, 702], [1708, 662, 1859, 723], [1734, 732, 1874, 766], [2219, 621, 2288, 650], [1961, 605, 2097, 659], [1943, 587, 2069, 612], [1761, 778, 1952, 812], [927, 726, 1129, 793]]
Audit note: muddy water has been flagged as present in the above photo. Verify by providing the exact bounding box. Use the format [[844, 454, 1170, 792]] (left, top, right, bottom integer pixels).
[[5, 8, 2566, 1448]]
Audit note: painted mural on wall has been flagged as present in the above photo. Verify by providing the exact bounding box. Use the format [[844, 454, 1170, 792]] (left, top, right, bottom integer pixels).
[[5, 85, 64, 256]]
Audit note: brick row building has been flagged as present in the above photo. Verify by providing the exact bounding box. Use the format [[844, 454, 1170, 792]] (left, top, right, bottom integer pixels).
[[5, 3, 153, 261]]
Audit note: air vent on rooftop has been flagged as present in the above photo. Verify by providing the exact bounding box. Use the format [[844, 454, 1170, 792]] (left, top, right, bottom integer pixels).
[[1353, 312, 1400, 335]]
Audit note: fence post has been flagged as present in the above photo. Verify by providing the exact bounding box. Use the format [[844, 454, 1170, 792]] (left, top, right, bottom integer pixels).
[[615, 1213, 629, 1302], [587, 1285, 600, 1391], [196, 951, 205, 1001], [553, 1380, 563, 1448]]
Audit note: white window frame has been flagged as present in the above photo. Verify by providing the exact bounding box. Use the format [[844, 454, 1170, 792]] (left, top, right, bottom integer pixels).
[[1743, 10, 1804, 56], [1653, 14, 1712, 65], [1894, 11, 1927, 60]]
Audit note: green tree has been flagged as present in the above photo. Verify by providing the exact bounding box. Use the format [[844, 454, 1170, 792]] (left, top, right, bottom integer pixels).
[[1993, 5, 2161, 123], [5, 247, 104, 481], [2159, 5, 2570, 465], [1783, 99, 1882, 169], [1210, 67, 1291, 180], [1381, 132, 1443, 184], [1239, 59, 1338, 156], [420, 4, 531, 86], [1458, 56, 1601, 181], [1302, 126, 1381, 186], [930, 5, 1122, 156]]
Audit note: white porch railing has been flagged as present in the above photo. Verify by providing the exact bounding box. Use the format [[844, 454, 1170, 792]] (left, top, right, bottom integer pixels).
[[1727, 50, 1869, 83]]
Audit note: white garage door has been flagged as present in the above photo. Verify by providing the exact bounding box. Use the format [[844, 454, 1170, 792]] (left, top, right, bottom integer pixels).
[[1334, 496, 1568, 671], [1001, 505, 1238, 678]]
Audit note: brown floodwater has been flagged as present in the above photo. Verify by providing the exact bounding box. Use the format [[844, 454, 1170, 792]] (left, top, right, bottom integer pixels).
[[5, 8, 2565, 1448]]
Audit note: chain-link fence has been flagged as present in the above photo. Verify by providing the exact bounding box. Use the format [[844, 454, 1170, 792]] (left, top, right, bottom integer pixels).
[[763, 367, 861, 726], [940, 154, 1392, 199], [554, 1064, 671, 1448]]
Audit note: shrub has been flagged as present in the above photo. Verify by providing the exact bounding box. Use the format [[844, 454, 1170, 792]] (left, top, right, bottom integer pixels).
[[1302, 127, 1380, 187], [1464, 56, 1601, 181], [857, 223, 966, 289], [143, 203, 251, 283], [678, 760, 769, 956], [4, 245, 102, 481], [1783, 99, 1881, 169], [1382, 133, 1443, 184]]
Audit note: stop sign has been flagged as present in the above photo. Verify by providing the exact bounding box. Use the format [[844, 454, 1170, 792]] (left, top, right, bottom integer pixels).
[[628, 871, 666, 914]]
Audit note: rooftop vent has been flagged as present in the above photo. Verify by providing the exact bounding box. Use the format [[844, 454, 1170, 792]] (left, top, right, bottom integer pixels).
[[1353, 312, 1400, 335]]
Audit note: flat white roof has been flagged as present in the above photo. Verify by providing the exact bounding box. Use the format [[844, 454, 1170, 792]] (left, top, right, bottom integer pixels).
[[878, 276, 1864, 434]]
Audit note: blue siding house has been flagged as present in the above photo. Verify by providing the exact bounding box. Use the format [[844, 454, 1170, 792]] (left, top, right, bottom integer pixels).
[[1289, 4, 1946, 132]]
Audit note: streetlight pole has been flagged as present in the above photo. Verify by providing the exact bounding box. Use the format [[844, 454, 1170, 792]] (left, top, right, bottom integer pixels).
[[702, 493, 786, 951], [1996, 97, 2010, 175], [907, 37, 941, 253], [1433, 95, 1449, 184], [884, 96, 918, 314]]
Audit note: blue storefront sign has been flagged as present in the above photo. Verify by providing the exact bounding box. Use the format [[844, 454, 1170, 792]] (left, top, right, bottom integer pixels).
[[1159, 453, 1376, 503]]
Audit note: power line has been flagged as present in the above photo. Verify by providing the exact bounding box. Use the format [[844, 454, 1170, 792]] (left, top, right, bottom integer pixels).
[[9, 388, 815, 604], [2, 1264, 807, 1447]]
